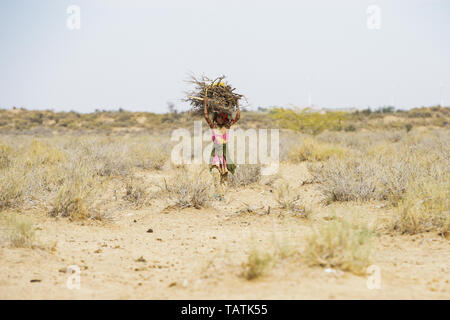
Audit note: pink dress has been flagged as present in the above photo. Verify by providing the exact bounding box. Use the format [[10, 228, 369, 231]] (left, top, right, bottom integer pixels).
[[210, 125, 235, 174]]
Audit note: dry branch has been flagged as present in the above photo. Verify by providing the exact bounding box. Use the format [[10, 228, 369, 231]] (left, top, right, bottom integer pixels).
[[184, 74, 245, 116]]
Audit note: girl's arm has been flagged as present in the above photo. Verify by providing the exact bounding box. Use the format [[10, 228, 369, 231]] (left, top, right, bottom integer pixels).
[[203, 87, 214, 128]]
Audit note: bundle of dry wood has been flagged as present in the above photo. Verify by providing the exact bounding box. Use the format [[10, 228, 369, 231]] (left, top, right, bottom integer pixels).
[[184, 75, 244, 116]]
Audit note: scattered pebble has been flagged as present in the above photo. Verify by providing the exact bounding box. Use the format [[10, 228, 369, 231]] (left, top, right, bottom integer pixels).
[[136, 256, 146, 263], [324, 268, 344, 277]]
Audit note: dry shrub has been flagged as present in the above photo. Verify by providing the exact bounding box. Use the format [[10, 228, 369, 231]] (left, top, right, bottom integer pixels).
[[275, 182, 300, 209], [309, 128, 450, 238], [304, 216, 372, 275], [241, 247, 273, 280], [163, 169, 211, 209], [74, 136, 170, 175], [123, 177, 152, 208], [310, 128, 449, 207], [3, 212, 35, 248], [130, 145, 168, 170], [275, 182, 311, 217], [229, 164, 261, 187], [391, 178, 449, 237], [0, 165, 24, 210], [49, 161, 98, 220], [24, 139, 66, 166], [278, 131, 307, 162], [309, 153, 415, 203], [0, 141, 12, 169], [316, 130, 405, 152], [241, 234, 297, 280], [0, 134, 172, 218], [75, 138, 132, 177], [288, 137, 347, 162]]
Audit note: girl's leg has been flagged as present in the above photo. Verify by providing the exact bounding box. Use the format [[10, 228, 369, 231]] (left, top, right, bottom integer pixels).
[[211, 167, 224, 198], [220, 172, 228, 191]]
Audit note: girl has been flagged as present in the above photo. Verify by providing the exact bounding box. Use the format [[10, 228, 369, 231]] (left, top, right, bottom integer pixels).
[[203, 86, 240, 200]]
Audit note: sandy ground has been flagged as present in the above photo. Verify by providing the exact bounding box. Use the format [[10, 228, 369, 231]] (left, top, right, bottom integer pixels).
[[0, 163, 449, 299]]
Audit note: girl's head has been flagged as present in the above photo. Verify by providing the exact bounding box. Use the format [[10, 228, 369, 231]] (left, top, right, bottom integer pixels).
[[213, 111, 232, 127]]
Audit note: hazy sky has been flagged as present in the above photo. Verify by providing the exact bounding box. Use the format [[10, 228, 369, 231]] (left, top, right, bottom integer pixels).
[[1, 0, 449, 113]]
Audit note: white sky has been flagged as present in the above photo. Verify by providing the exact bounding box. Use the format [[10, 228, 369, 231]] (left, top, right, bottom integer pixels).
[[0, 0, 449, 113]]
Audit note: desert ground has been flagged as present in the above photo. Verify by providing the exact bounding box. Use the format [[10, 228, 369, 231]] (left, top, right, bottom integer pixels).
[[0, 107, 449, 299]]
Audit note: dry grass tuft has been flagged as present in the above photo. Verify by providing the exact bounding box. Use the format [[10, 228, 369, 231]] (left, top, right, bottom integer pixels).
[[123, 177, 153, 208], [390, 179, 449, 237], [25, 139, 66, 167], [304, 216, 372, 275], [241, 247, 274, 280], [229, 164, 261, 187], [163, 169, 211, 209], [78, 139, 132, 177], [308, 154, 412, 203], [132, 146, 168, 170], [0, 165, 24, 210], [272, 234, 297, 260], [0, 141, 12, 169], [3, 212, 35, 248], [240, 234, 297, 280], [275, 182, 300, 210], [49, 162, 98, 220]]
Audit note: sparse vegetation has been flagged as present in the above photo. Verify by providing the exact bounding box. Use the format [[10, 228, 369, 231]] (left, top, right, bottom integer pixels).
[[241, 247, 274, 280], [0, 141, 12, 169], [0, 135, 171, 220], [271, 107, 347, 134], [275, 182, 311, 217], [123, 177, 152, 208], [391, 178, 449, 237], [229, 164, 261, 187], [304, 215, 373, 275], [1, 106, 446, 134], [163, 169, 211, 209], [288, 137, 347, 162], [0, 165, 24, 210], [131, 145, 168, 170], [49, 161, 98, 220], [275, 182, 300, 210], [241, 233, 298, 280], [308, 128, 449, 209], [3, 212, 35, 248], [0, 106, 448, 299]]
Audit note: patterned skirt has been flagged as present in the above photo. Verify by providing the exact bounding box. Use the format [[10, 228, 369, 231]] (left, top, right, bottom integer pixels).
[[209, 143, 236, 174]]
